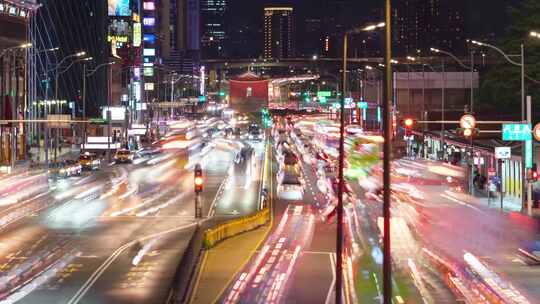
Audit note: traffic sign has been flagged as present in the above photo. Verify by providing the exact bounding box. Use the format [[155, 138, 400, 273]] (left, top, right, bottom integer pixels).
[[534, 123, 540, 141], [502, 123, 532, 141], [317, 91, 332, 98], [495, 147, 511, 159], [318, 96, 327, 103], [358, 101, 368, 109], [89, 118, 109, 125], [459, 114, 476, 129]]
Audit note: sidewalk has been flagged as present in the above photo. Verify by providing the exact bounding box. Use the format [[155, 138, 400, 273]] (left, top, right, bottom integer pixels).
[[0, 145, 80, 177], [189, 224, 270, 304], [404, 157, 540, 218]]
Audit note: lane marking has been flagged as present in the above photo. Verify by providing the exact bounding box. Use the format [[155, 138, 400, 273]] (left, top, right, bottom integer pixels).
[[188, 249, 209, 303], [325, 252, 336, 304], [210, 140, 274, 304], [67, 222, 198, 304], [440, 193, 485, 214]]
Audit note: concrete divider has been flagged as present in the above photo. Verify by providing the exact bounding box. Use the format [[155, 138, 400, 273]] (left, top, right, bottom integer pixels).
[[202, 208, 270, 249]]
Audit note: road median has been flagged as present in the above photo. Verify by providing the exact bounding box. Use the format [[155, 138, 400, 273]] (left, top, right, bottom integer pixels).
[[189, 221, 271, 304], [202, 207, 270, 249]]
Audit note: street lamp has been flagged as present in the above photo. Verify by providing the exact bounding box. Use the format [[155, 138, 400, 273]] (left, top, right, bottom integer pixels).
[[50, 51, 87, 165], [430, 46, 477, 194], [1, 42, 33, 169], [82, 61, 114, 150], [430, 47, 474, 113], [382, 1, 392, 301], [338, 20, 387, 304], [362, 22, 385, 32], [406, 56, 416, 61], [53, 51, 87, 100], [468, 39, 528, 211]]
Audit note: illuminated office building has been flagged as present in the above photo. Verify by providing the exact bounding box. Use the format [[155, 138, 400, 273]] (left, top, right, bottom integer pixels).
[[263, 7, 294, 59]]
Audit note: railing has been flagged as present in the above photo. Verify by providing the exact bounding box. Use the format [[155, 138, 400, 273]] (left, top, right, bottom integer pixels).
[[202, 208, 270, 249]]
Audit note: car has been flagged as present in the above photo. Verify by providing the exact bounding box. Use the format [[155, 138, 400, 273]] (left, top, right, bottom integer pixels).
[[114, 149, 134, 163], [62, 159, 82, 177], [79, 153, 101, 170], [282, 150, 299, 166], [48, 160, 82, 178]]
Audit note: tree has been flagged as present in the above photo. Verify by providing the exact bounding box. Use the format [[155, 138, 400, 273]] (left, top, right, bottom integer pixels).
[[477, 0, 540, 119]]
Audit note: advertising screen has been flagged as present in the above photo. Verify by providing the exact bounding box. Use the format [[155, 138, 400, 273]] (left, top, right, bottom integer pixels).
[[143, 34, 156, 44], [108, 0, 131, 16]]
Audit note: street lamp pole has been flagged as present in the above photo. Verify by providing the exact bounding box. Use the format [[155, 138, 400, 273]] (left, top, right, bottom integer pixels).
[[441, 60, 446, 156], [83, 61, 114, 151], [469, 39, 527, 210], [82, 62, 86, 151], [51, 51, 86, 164], [337, 21, 386, 303], [383, 0, 393, 301], [336, 31, 348, 304]]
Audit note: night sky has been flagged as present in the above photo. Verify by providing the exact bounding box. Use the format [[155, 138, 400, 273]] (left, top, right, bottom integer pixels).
[[227, 0, 522, 53]]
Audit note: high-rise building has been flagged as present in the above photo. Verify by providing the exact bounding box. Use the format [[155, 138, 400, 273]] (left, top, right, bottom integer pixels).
[[33, 0, 109, 116], [321, 0, 353, 57], [201, 0, 226, 59], [0, 0, 39, 165], [297, 18, 321, 57], [159, 0, 200, 75], [263, 7, 294, 59], [394, 0, 466, 56]]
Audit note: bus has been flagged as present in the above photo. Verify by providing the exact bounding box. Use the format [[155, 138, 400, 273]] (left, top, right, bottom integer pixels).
[[345, 134, 383, 180]]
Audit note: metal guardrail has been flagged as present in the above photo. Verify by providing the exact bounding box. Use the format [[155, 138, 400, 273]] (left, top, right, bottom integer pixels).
[[202, 208, 270, 249]]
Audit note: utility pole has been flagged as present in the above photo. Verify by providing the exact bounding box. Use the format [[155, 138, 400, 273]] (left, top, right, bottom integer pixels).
[[336, 32, 347, 304], [383, 0, 393, 302], [441, 60, 445, 155], [82, 62, 86, 151], [11, 51, 17, 169], [527, 96, 532, 216], [107, 64, 112, 163]]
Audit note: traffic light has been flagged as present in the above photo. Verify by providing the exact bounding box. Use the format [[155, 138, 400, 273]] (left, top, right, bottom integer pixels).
[[400, 117, 416, 136], [194, 164, 203, 193], [404, 118, 414, 128], [262, 108, 272, 128], [459, 127, 479, 138], [400, 117, 416, 129], [528, 164, 538, 181]]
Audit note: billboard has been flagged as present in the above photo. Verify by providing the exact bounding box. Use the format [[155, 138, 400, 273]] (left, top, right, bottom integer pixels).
[[133, 23, 141, 47], [108, 0, 131, 16], [102, 106, 126, 121]]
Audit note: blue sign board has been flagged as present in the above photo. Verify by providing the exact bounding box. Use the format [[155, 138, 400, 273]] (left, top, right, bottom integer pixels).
[[502, 123, 532, 141]]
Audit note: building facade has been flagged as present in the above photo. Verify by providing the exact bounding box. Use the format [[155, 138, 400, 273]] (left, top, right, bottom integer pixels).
[[200, 0, 226, 59], [0, 0, 39, 166], [263, 7, 294, 59], [393, 0, 466, 56]]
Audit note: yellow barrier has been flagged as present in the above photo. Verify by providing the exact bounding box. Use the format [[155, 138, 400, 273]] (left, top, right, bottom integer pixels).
[[202, 208, 270, 249]]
